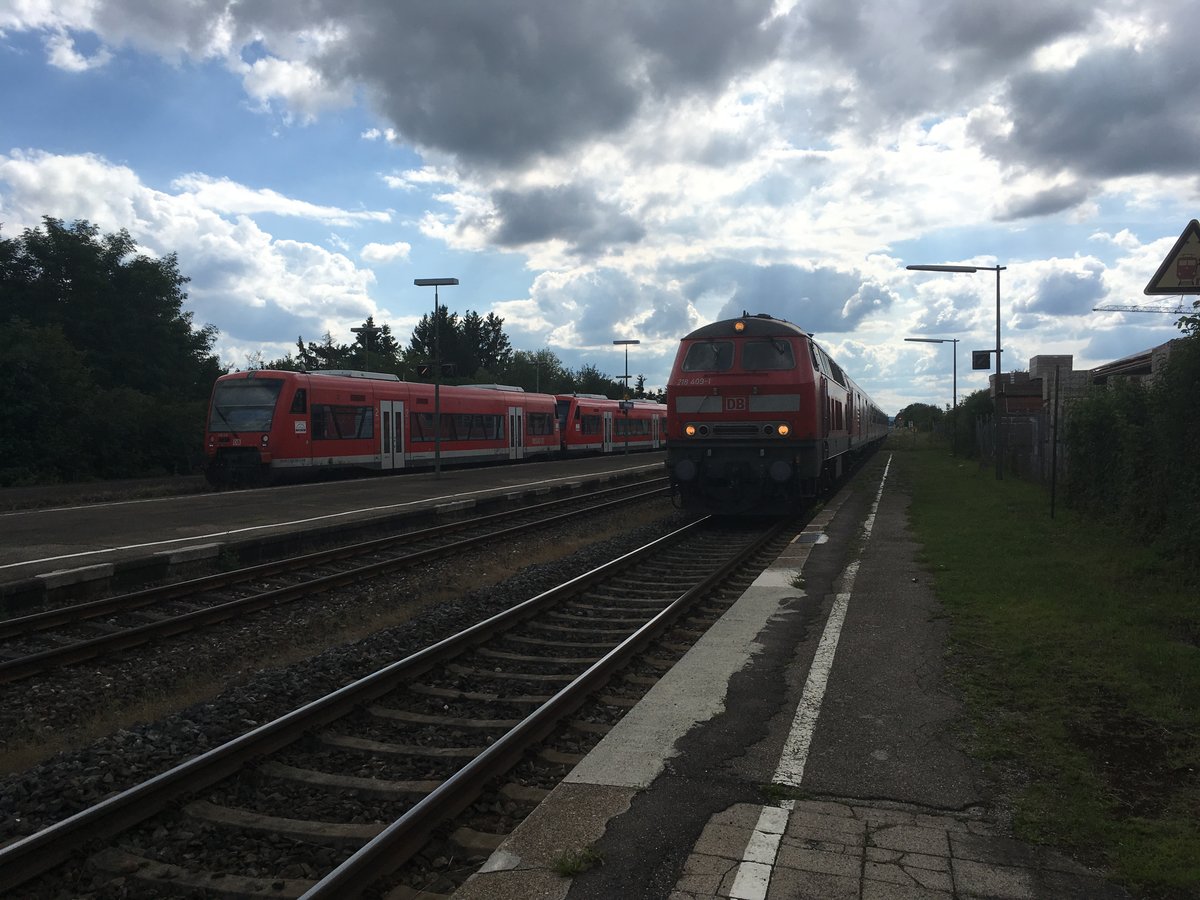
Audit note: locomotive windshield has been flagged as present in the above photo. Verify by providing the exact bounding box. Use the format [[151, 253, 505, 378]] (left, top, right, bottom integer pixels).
[[682, 341, 733, 371], [742, 340, 795, 370], [209, 378, 284, 432]]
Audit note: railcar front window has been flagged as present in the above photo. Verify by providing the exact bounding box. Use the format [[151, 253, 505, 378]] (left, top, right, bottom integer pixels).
[[555, 399, 572, 432], [742, 340, 795, 370], [682, 341, 733, 371], [209, 379, 284, 432]]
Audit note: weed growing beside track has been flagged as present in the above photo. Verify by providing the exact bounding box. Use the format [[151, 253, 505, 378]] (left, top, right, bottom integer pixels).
[[889, 437, 1199, 900]]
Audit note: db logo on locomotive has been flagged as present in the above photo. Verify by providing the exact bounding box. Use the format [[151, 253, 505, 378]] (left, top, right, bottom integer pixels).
[[725, 397, 748, 411]]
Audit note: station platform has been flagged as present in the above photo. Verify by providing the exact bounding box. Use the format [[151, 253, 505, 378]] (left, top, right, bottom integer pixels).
[[0, 454, 665, 613], [451, 453, 1130, 900]]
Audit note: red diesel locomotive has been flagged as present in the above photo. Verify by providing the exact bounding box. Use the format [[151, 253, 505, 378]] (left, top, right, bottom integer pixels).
[[665, 313, 888, 513], [204, 369, 667, 486]]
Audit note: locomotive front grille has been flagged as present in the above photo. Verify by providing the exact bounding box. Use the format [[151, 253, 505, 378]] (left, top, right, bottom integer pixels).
[[713, 424, 763, 436]]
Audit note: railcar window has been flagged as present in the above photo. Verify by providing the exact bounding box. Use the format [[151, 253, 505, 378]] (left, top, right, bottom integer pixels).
[[289, 389, 307, 414], [527, 412, 556, 435], [209, 378, 284, 432], [409, 412, 504, 442], [580, 414, 603, 435], [615, 417, 650, 437], [312, 404, 374, 440], [682, 341, 733, 371], [742, 340, 795, 370]]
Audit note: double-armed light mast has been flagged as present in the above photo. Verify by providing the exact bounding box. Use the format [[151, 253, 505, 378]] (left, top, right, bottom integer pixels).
[[904, 337, 959, 455], [612, 339, 640, 455], [414, 278, 459, 476], [906, 263, 1005, 480]]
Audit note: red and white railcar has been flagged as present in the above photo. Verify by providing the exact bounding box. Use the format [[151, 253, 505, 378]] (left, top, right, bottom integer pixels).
[[204, 370, 558, 485], [665, 314, 888, 513], [555, 394, 667, 455]]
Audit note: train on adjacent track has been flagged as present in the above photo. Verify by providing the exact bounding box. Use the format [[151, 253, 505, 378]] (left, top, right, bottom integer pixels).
[[665, 313, 888, 514], [203, 369, 666, 486]]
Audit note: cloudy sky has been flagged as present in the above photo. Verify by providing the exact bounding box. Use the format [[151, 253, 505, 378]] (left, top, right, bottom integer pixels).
[[2, 0, 1197, 413]]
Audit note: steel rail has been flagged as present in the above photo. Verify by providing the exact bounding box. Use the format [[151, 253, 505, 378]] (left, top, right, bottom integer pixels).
[[0, 517, 707, 895], [0, 484, 668, 684], [0, 477, 667, 640], [302, 518, 791, 898]]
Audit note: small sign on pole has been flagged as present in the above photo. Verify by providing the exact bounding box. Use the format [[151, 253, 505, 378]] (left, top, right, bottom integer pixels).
[[971, 350, 992, 370]]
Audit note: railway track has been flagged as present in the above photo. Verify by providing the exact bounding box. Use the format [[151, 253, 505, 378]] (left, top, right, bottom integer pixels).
[[0, 479, 668, 684], [0, 515, 798, 898]]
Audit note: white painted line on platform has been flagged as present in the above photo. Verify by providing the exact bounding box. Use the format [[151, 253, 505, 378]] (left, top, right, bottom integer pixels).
[[774, 452, 891, 788], [728, 455, 893, 899], [729, 805, 791, 900]]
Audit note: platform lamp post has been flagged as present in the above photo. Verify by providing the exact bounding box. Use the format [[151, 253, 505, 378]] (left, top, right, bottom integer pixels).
[[906, 263, 1006, 480], [904, 337, 959, 456], [613, 339, 640, 455], [414, 278, 459, 477]]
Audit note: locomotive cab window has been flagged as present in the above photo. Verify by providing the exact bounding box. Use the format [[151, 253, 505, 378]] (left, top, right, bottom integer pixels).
[[742, 340, 795, 370], [682, 341, 733, 371], [289, 388, 307, 414]]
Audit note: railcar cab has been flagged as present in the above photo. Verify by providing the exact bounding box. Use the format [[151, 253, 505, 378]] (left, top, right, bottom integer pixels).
[[555, 393, 616, 453], [204, 369, 400, 485]]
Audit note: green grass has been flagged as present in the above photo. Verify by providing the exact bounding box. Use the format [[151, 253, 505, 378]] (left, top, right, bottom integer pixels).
[[890, 440, 1199, 899], [552, 846, 605, 877]]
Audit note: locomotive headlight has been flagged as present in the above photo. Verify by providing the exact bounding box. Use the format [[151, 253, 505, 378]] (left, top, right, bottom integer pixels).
[[777, 424, 790, 437], [261, 435, 269, 446], [685, 424, 697, 437], [734, 320, 745, 332]]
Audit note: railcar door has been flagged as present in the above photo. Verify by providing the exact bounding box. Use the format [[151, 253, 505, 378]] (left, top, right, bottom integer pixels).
[[508, 406, 524, 460], [602, 411, 614, 453], [651, 412, 661, 448], [380, 400, 405, 470]]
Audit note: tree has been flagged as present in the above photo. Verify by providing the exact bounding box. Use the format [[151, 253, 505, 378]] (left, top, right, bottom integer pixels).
[[0, 217, 224, 482], [296, 332, 355, 370], [408, 306, 461, 378], [894, 402, 944, 432], [349, 316, 404, 373], [571, 363, 624, 397]]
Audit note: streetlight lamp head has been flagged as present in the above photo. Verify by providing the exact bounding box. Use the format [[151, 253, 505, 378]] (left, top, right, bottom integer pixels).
[[905, 337, 948, 344], [906, 264, 979, 273], [413, 278, 459, 286]]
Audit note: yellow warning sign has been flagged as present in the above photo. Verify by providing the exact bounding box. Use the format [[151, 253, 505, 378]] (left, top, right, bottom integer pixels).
[[1145, 219, 1200, 294]]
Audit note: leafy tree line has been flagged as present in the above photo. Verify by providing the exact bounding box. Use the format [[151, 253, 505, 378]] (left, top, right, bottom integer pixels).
[[259, 312, 651, 401], [0, 218, 223, 485], [895, 390, 994, 457], [0, 217, 651, 485], [1063, 320, 1200, 566]]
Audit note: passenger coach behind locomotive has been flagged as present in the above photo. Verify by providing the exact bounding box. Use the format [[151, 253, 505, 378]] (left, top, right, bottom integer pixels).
[[666, 314, 888, 513]]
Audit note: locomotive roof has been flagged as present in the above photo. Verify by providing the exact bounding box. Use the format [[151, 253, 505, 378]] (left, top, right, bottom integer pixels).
[[682, 314, 810, 341]]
